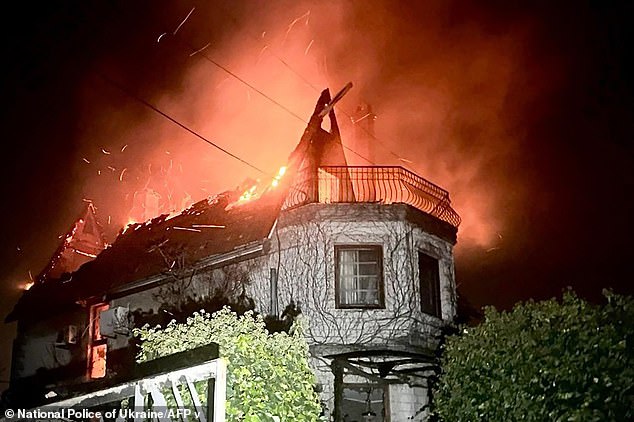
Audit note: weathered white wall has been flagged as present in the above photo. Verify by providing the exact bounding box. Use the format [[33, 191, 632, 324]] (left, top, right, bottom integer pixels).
[[14, 203, 456, 421], [246, 203, 456, 348], [13, 311, 85, 379]]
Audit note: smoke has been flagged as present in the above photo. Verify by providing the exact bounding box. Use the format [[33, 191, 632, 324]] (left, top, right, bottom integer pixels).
[[68, 0, 550, 253]]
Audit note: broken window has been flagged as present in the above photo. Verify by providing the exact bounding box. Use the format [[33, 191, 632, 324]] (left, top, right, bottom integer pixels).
[[87, 303, 109, 379], [335, 245, 384, 308], [419, 252, 441, 318]]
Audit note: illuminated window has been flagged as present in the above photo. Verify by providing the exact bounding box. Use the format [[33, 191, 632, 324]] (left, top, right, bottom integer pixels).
[[419, 252, 441, 318], [87, 303, 108, 379], [335, 245, 384, 308]]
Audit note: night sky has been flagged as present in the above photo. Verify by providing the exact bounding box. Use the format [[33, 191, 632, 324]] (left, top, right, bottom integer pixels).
[[1, 1, 633, 391]]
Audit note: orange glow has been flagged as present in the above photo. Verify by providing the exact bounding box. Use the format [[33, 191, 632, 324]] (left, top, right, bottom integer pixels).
[[71, 3, 531, 251], [22, 281, 34, 291], [87, 303, 109, 379], [238, 184, 259, 202], [271, 166, 287, 188], [89, 344, 107, 379]]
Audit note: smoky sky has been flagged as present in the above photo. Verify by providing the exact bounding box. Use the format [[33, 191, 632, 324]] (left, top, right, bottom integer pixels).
[[1, 0, 633, 390]]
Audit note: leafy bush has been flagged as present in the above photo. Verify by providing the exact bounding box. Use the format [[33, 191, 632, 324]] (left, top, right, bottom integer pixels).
[[434, 290, 634, 421], [135, 307, 322, 421]]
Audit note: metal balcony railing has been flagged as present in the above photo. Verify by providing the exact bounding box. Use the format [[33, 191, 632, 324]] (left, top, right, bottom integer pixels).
[[283, 166, 461, 228]]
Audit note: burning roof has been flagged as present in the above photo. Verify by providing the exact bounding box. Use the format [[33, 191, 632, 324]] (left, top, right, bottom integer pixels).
[[6, 84, 459, 322], [6, 186, 285, 322], [6, 86, 351, 323]]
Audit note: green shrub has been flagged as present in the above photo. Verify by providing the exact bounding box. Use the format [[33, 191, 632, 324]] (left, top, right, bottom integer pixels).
[[434, 290, 634, 421], [135, 307, 322, 421]]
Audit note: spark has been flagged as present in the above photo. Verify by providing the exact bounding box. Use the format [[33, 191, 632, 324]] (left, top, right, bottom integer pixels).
[[157, 32, 167, 43], [353, 113, 371, 123], [261, 31, 266, 38], [97, 170, 101, 175], [121, 144, 128, 152], [304, 39, 314, 55], [189, 42, 211, 57], [399, 157, 414, 164], [173, 7, 195, 35], [82, 158, 91, 164], [23, 281, 34, 291], [173, 226, 202, 232], [256, 45, 269, 64], [74, 249, 98, 258], [192, 224, 225, 229], [165, 150, 171, 155], [283, 10, 310, 44], [119, 168, 127, 181], [28, 270, 33, 281], [107, 215, 111, 225], [101, 148, 111, 155], [107, 166, 116, 171]]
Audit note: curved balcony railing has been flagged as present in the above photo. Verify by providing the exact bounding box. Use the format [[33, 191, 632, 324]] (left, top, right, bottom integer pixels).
[[283, 166, 461, 228]]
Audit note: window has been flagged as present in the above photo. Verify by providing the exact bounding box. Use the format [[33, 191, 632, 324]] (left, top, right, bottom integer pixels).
[[419, 252, 441, 318], [87, 303, 108, 379], [341, 384, 387, 421], [335, 245, 384, 308]]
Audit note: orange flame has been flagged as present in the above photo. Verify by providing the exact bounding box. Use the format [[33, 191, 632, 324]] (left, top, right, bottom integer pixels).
[[238, 184, 259, 202], [270, 166, 287, 188]]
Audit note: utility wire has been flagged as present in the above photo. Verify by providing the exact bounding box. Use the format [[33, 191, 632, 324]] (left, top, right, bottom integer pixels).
[[97, 72, 268, 175], [156, 9, 377, 165], [177, 36, 376, 165], [212, 5, 406, 167], [180, 37, 309, 125]]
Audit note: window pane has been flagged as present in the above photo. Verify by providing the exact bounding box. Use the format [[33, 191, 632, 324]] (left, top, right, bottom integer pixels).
[[341, 385, 386, 420], [336, 246, 383, 308], [358, 263, 378, 276], [358, 249, 378, 262]]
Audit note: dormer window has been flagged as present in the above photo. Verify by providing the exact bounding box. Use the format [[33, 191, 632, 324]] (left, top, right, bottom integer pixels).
[[335, 245, 384, 308]]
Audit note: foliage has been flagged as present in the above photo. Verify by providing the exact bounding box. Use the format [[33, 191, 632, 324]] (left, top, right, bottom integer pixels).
[[135, 307, 322, 421], [433, 290, 634, 421]]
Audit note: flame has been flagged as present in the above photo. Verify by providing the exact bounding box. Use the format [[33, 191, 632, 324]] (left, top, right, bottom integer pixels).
[[23, 281, 34, 291], [270, 166, 287, 188], [238, 184, 258, 202]]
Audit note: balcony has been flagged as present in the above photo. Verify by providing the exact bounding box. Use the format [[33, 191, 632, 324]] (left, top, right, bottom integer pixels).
[[284, 166, 461, 228]]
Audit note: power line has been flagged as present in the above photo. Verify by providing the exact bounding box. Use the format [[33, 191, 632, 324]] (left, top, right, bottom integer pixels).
[[96, 72, 268, 175], [156, 11, 377, 166], [179, 38, 309, 125], [211, 5, 406, 167], [178, 38, 375, 165]]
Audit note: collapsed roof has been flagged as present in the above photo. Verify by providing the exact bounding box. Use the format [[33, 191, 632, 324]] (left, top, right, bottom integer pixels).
[[6, 88, 350, 322]]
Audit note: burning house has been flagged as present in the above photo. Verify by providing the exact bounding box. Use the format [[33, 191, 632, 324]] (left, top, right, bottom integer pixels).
[[5, 87, 460, 420]]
